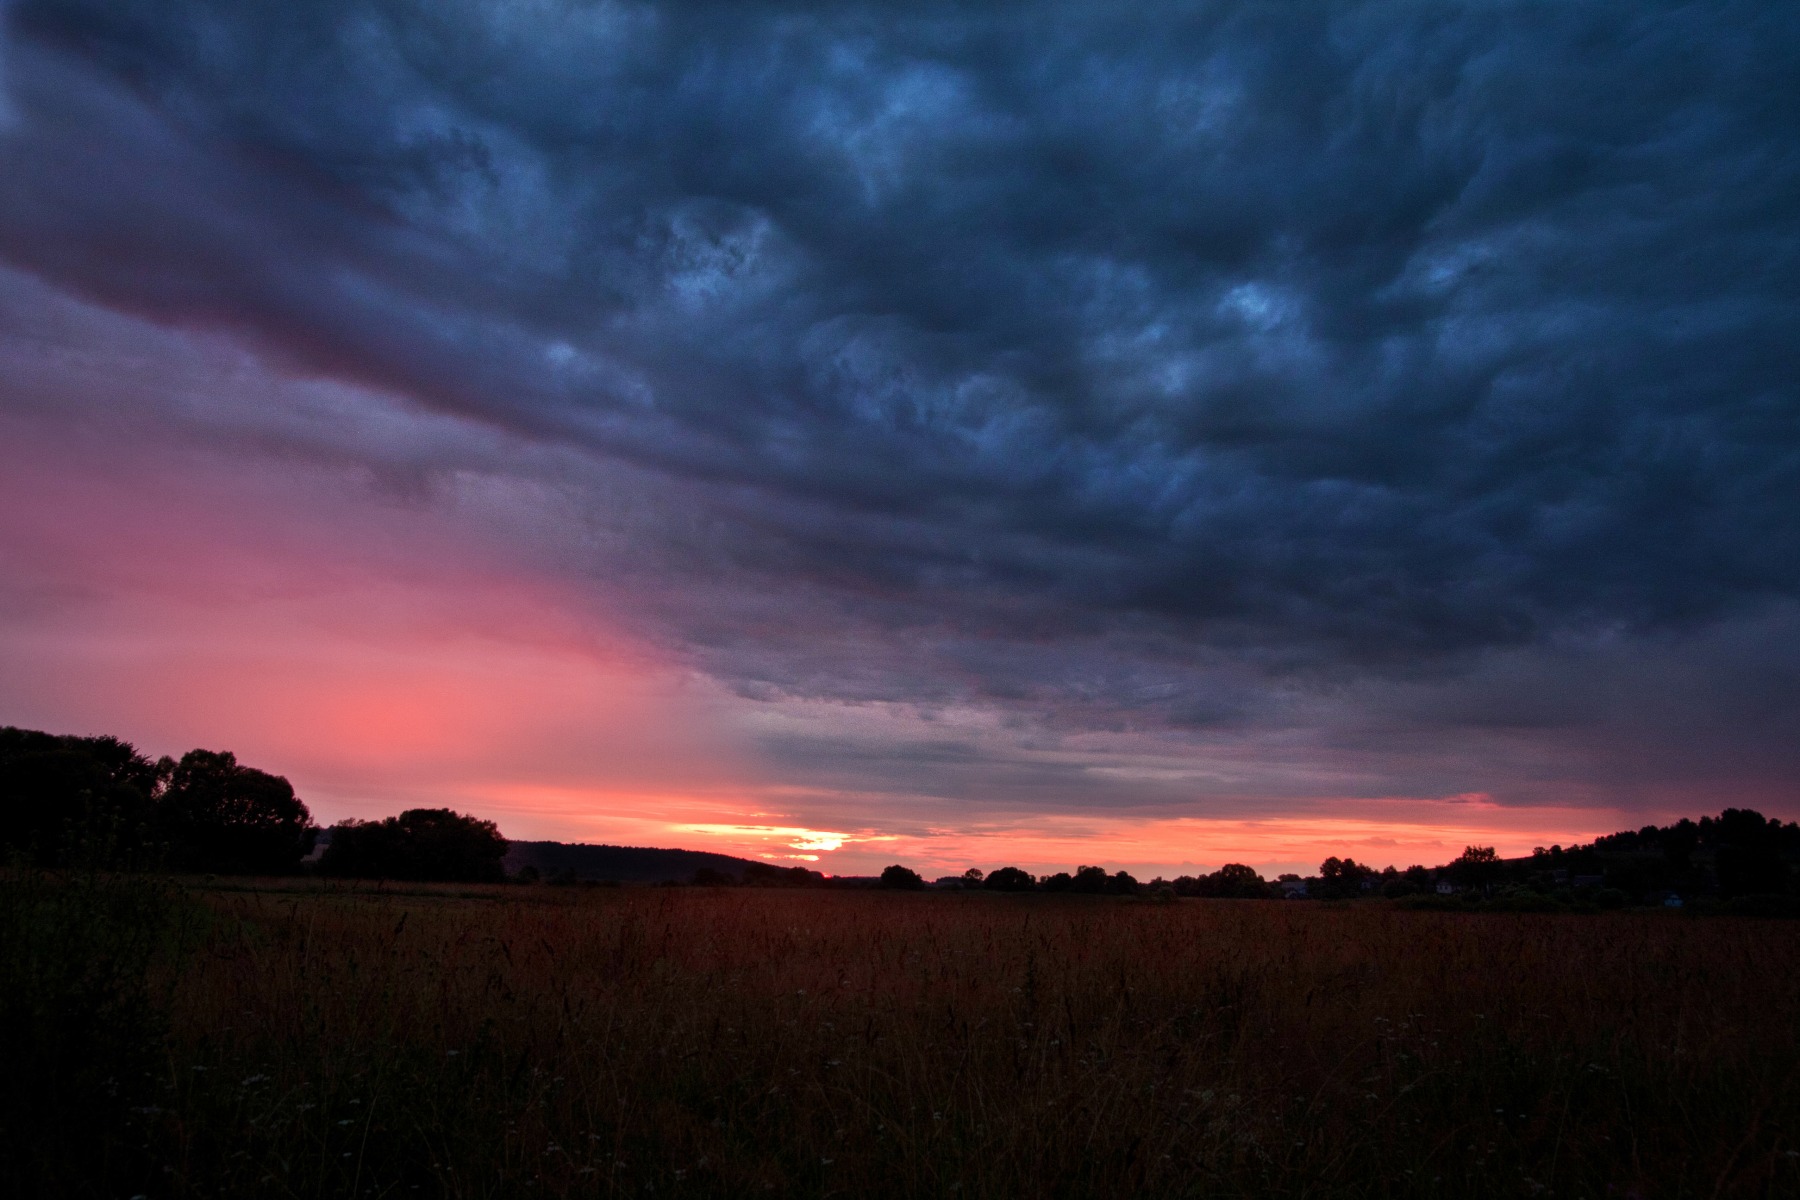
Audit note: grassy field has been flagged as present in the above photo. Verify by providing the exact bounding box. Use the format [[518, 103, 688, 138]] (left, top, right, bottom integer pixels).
[[7, 877, 1799, 1198]]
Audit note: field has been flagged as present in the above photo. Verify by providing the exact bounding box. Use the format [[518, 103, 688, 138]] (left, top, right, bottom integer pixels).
[[7, 877, 1800, 1199]]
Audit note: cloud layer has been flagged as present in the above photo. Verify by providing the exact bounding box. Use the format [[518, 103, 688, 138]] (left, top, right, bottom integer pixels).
[[2, 1, 1797, 852]]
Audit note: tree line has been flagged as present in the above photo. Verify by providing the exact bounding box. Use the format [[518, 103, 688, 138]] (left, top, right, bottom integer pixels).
[[0, 727, 505, 880], [866, 814, 1797, 905], [863, 812, 1799, 909], [866, 862, 1270, 897], [7, 724, 1797, 903]]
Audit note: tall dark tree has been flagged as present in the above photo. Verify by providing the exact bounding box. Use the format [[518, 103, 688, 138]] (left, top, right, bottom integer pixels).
[[983, 866, 1036, 892], [878, 864, 925, 890], [1317, 856, 1375, 899], [1104, 869, 1140, 896], [1708, 809, 1792, 896], [156, 749, 316, 875], [0, 727, 166, 865], [1070, 865, 1110, 894], [1214, 864, 1267, 896], [1448, 846, 1501, 890], [320, 808, 507, 882], [1188, 863, 1271, 898]]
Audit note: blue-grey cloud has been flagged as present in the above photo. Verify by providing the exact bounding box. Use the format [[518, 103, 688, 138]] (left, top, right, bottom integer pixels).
[[2, 1, 1798, 810]]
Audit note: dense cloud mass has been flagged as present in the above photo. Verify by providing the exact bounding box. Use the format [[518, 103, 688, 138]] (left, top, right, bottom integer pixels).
[[1, 1, 1797, 820]]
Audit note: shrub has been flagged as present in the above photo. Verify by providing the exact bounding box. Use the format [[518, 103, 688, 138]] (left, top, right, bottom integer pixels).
[[321, 808, 507, 882], [983, 866, 1036, 891], [1105, 869, 1141, 895], [878, 864, 925, 890]]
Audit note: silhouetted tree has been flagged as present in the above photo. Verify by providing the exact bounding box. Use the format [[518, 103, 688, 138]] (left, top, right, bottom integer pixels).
[[1039, 871, 1074, 892], [1210, 863, 1270, 898], [1317, 856, 1376, 899], [1171, 864, 1272, 898], [1709, 809, 1792, 896], [321, 808, 505, 882], [984, 866, 1036, 891], [741, 862, 826, 888], [156, 749, 315, 875], [879, 864, 926, 890], [961, 867, 985, 885], [1449, 845, 1501, 890], [1069, 865, 1110, 894], [1662, 818, 1700, 874], [1104, 869, 1140, 895], [0, 727, 165, 866]]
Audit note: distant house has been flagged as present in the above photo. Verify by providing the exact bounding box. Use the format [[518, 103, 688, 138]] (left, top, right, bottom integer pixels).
[[302, 830, 332, 863], [1435, 881, 1457, 895], [1664, 894, 1684, 908], [1573, 874, 1604, 888], [1551, 869, 1569, 884], [1280, 879, 1308, 899]]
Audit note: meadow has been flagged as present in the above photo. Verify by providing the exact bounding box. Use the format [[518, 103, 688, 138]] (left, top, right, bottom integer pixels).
[[7, 876, 1799, 1199]]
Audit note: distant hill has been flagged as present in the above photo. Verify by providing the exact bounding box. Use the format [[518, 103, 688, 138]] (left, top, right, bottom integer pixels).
[[502, 840, 764, 883]]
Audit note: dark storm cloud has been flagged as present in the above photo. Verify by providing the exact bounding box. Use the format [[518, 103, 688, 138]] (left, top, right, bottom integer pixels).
[[2, 1, 1798, 765]]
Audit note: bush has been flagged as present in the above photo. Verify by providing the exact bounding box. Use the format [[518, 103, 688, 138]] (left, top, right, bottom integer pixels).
[[690, 866, 736, 887], [878, 864, 925, 890], [1070, 865, 1110, 894], [742, 863, 826, 888], [321, 808, 507, 882], [1172, 864, 1272, 899]]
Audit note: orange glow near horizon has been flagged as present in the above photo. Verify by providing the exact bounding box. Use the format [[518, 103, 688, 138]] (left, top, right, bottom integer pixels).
[[374, 779, 1627, 879]]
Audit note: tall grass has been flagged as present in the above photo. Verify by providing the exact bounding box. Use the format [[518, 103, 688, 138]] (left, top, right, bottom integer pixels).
[[0, 868, 178, 1196], [20, 883, 1800, 1197]]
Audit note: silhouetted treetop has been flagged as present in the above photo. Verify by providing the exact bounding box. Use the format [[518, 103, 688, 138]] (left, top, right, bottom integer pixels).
[[741, 862, 826, 888], [0, 727, 164, 864], [159, 749, 316, 875], [1, 728, 315, 873], [983, 866, 1036, 892], [879, 864, 925, 890], [321, 808, 507, 882]]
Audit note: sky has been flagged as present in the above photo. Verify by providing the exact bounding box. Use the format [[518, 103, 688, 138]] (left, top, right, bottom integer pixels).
[[1, 1, 1797, 878]]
